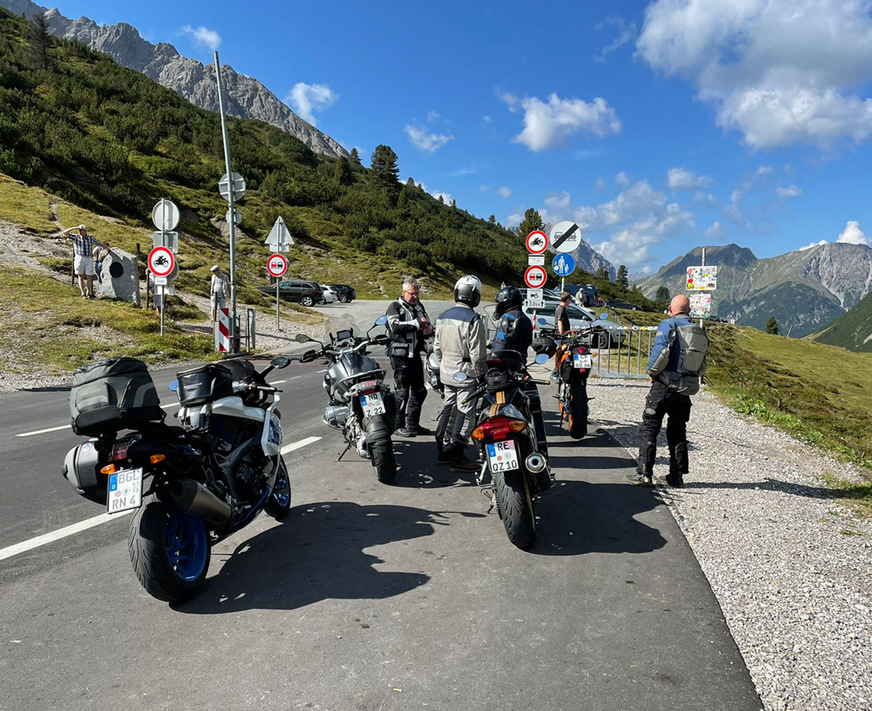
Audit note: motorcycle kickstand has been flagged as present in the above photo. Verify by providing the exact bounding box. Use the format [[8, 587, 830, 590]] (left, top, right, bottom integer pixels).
[[337, 441, 352, 462]]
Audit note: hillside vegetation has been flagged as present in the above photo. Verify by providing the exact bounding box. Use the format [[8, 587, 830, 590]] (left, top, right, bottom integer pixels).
[[809, 292, 872, 353]]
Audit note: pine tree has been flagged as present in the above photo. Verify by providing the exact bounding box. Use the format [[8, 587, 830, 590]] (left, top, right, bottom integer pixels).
[[406, 177, 415, 187], [370, 144, 399, 188], [333, 157, 353, 187], [28, 12, 53, 70], [451, 198, 456, 209], [489, 215, 496, 224], [515, 208, 544, 239], [655, 286, 670, 304], [616, 265, 629, 290], [596, 266, 610, 280], [766, 317, 779, 335], [349, 148, 361, 165]]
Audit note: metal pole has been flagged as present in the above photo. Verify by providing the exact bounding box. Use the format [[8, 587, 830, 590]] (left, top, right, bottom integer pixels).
[[276, 279, 280, 330], [159, 286, 165, 337], [214, 51, 238, 354]]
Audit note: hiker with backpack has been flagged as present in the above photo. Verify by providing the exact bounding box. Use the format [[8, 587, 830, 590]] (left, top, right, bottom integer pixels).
[[627, 295, 709, 488]]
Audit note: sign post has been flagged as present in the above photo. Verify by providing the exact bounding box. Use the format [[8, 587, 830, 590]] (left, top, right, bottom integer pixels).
[[265, 217, 293, 329], [266, 253, 289, 329], [551, 253, 576, 293], [686, 265, 718, 325], [148, 246, 175, 338]]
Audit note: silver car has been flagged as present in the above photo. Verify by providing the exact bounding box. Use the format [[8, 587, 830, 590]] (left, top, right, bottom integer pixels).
[[523, 301, 625, 347]]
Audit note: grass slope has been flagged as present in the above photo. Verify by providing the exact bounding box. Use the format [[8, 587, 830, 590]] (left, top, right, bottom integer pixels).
[[809, 292, 872, 353]]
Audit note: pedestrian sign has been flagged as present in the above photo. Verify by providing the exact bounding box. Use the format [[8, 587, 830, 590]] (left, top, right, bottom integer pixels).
[[552, 253, 576, 277]]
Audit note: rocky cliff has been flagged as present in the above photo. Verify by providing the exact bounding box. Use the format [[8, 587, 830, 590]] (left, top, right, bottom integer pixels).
[[2, 0, 349, 160]]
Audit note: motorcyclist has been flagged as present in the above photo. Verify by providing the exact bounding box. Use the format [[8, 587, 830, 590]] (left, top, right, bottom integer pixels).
[[491, 286, 548, 459], [434, 275, 487, 473]]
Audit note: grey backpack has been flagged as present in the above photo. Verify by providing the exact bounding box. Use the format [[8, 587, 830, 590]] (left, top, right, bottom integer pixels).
[[662, 322, 709, 395]]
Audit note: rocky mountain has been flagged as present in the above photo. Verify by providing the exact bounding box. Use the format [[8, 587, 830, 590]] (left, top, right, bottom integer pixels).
[[636, 243, 872, 337], [809, 292, 872, 353], [569, 239, 616, 281], [1, 0, 349, 160]]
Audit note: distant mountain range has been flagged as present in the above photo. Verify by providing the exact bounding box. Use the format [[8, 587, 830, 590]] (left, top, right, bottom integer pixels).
[[1, 0, 349, 159], [636, 242, 872, 338]]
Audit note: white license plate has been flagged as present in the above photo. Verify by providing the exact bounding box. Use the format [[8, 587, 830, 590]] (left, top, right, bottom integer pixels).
[[574, 353, 592, 369], [487, 440, 519, 472], [106, 467, 143, 514], [267, 412, 282, 446], [360, 392, 386, 416]]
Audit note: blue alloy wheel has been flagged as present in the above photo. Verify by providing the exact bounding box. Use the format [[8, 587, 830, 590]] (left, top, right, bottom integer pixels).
[[164, 511, 209, 581]]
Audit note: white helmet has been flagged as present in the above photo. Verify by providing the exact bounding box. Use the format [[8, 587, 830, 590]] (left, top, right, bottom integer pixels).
[[454, 275, 482, 308]]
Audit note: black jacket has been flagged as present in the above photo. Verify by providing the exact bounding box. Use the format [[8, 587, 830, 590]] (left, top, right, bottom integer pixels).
[[386, 297, 431, 358], [491, 307, 533, 359]]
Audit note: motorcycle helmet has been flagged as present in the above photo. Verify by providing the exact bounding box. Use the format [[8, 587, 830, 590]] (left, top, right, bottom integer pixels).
[[532, 335, 558, 358], [454, 275, 482, 308], [494, 285, 522, 319]]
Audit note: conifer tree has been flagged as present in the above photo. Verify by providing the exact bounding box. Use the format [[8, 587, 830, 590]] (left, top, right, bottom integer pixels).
[[333, 157, 353, 187], [655, 286, 670, 304], [766, 317, 779, 335], [349, 148, 361, 165], [489, 215, 496, 224], [29, 12, 52, 70], [370, 144, 399, 188], [616, 265, 629, 290], [596, 266, 610, 280], [514, 208, 544, 239]]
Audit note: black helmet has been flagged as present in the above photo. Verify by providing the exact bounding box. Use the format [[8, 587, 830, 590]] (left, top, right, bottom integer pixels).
[[494, 285, 522, 319], [532, 335, 557, 358], [454, 275, 482, 308]]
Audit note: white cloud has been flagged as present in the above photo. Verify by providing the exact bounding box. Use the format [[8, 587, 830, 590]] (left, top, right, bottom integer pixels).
[[405, 125, 453, 153], [479, 185, 490, 192], [543, 191, 571, 211], [286, 83, 338, 126], [776, 184, 803, 198], [497, 186, 512, 198], [506, 212, 524, 228], [616, 171, 631, 187], [595, 17, 637, 62], [637, 0, 872, 149], [799, 240, 828, 251], [837, 220, 872, 245], [594, 177, 608, 190], [429, 189, 452, 204], [501, 92, 622, 151], [667, 167, 713, 190], [706, 221, 726, 239], [756, 165, 774, 176], [445, 165, 477, 177], [180, 25, 221, 51]]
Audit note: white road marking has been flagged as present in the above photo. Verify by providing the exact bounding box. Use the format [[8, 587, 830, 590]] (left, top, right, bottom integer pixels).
[[0, 510, 133, 562], [16, 424, 70, 437], [281, 436, 321, 454], [272, 379, 287, 384], [317, 369, 327, 373], [161, 403, 179, 412], [1, 436, 323, 562]]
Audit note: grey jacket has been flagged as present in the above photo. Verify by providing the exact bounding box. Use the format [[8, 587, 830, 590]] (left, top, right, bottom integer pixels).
[[434, 303, 487, 383]]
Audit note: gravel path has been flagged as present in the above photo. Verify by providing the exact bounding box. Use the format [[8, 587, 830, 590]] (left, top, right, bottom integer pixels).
[[589, 379, 871, 711]]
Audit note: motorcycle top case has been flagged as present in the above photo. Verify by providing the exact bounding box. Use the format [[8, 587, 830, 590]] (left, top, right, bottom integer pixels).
[[69, 357, 164, 436], [176, 361, 253, 407]]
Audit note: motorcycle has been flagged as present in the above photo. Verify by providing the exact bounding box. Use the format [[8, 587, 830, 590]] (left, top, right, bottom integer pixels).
[[62, 355, 294, 603], [544, 324, 596, 440], [294, 315, 401, 484], [455, 349, 551, 549]]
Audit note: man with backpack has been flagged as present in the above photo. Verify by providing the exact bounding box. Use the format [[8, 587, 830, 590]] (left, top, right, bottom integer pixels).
[[628, 295, 709, 487]]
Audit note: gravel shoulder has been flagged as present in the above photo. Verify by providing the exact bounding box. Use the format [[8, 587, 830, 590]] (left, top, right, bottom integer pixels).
[[590, 379, 871, 711]]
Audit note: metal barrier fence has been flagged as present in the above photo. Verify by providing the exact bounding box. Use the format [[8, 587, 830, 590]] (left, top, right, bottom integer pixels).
[[591, 326, 658, 379]]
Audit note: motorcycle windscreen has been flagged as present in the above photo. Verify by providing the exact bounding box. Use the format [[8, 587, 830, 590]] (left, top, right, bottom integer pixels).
[[323, 314, 359, 344]]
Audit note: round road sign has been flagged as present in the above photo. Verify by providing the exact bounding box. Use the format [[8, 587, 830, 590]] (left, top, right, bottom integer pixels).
[[525, 230, 548, 254], [524, 265, 548, 289], [267, 253, 289, 278], [147, 246, 175, 278], [151, 199, 180, 232], [549, 220, 583, 253], [552, 253, 576, 277]]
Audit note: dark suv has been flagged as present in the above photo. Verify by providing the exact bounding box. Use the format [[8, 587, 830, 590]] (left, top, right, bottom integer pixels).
[[328, 284, 356, 303], [258, 280, 323, 306], [605, 299, 642, 311]]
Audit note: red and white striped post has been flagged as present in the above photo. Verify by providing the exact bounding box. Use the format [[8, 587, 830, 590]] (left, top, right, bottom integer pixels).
[[215, 307, 230, 352]]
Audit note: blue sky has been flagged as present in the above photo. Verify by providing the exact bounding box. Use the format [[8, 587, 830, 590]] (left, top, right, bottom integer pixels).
[[49, 0, 872, 274]]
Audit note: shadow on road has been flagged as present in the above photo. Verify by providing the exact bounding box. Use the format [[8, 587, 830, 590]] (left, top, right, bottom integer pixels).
[[176, 501, 463, 614], [392, 439, 480, 488]]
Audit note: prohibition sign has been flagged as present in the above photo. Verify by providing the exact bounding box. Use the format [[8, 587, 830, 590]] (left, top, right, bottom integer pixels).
[[147, 246, 175, 278], [525, 230, 548, 254], [524, 265, 547, 289], [267, 253, 289, 277]]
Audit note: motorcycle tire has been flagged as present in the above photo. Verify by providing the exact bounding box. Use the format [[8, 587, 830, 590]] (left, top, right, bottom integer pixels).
[[493, 469, 537, 549], [367, 417, 397, 484], [128, 496, 210, 603], [265, 458, 292, 520], [568, 381, 588, 440]]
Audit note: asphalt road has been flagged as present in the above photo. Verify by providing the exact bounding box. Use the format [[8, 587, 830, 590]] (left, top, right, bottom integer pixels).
[[0, 300, 762, 711]]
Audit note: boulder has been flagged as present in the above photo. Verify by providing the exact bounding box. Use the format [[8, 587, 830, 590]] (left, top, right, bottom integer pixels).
[[99, 249, 140, 306]]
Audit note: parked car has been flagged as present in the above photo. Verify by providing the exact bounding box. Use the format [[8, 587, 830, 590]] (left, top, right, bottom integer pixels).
[[328, 284, 356, 303], [258, 280, 323, 306], [319, 285, 338, 305], [605, 299, 642, 311], [522, 301, 625, 347]]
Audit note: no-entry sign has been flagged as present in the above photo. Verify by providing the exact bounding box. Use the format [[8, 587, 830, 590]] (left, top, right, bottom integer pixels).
[[525, 230, 548, 254], [267, 253, 289, 277], [147, 246, 175, 278], [524, 265, 547, 289]]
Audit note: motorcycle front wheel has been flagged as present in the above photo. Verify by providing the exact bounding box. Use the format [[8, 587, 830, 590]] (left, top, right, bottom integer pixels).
[[265, 458, 292, 520], [128, 496, 210, 603], [366, 416, 397, 484], [493, 469, 537, 549]]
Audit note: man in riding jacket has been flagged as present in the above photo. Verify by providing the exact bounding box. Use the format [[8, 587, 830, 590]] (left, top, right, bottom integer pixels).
[[628, 294, 709, 488], [434, 275, 487, 473], [386, 277, 433, 437]]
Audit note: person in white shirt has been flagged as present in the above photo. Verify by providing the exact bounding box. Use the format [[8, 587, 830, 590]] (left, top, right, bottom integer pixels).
[[210, 265, 230, 323]]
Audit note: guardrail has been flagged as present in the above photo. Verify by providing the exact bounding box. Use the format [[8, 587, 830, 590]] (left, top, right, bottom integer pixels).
[[591, 325, 658, 379]]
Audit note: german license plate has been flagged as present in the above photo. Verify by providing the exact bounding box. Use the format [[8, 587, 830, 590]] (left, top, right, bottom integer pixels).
[[574, 353, 592, 368], [106, 468, 143, 514], [360, 392, 386, 416], [487, 440, 519, 472]]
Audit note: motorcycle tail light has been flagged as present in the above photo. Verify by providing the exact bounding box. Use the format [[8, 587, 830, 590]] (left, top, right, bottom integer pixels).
[[472, 416, 527, 441], [360, 380, 379, 394], [111, 443, 131, 461]]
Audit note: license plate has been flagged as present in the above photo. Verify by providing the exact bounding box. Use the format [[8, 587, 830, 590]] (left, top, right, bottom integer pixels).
[[487, 440, 519, 472], [106, 467, 143, 514], [360, 392, 386, 416], [267, 412, 282, 446], [574, 353, 592, 369]]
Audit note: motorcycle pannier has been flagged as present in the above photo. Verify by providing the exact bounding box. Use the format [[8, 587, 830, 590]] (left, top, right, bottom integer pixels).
[[176, 363, 235, 407], [69, 357, 164, 436]]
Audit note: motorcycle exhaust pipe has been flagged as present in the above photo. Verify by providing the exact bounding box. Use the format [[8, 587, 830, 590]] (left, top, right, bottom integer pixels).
[[169, 479, 232, 526], [525, 453, 547, 474]]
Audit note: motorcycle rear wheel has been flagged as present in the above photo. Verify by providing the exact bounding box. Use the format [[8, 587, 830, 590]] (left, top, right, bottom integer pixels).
[[493, 469, 537, 549], [128, 496, 210, 603], [568, 381, 588, 439], [265, 458, 292, 520], [367, 417, 397, 484]]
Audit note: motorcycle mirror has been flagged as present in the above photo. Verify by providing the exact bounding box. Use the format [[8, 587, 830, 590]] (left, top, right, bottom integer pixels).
[[452, 372, 468, 383], [535, 353, 549, 365], [599, 313, 609, 320], [301, 349, 319, 363], [374, 315, 387, 326], [538, 317, 548, 325], [294, 333, 312, 343], [168, 379, 178, 391], [270, 355, 291, 369]]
